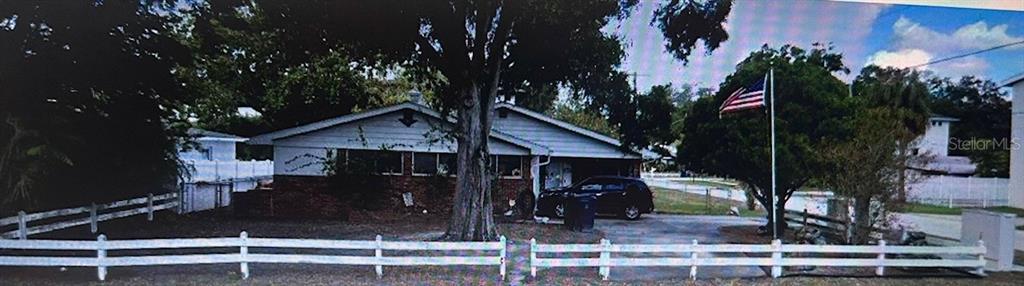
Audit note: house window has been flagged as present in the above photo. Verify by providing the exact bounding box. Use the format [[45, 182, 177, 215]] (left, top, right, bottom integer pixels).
[[495, 155, 523, 179], [413, 152, 439, 175], [439, 153, 457, 175], [413, 152, 458, 176], [346, 149, 403, 175]]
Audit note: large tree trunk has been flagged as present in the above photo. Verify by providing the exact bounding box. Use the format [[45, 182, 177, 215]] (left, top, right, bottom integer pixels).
[[754, 189, 788, 239], [444, 84, 498, 241]]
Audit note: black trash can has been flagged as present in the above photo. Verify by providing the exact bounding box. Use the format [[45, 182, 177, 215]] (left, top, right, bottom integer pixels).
[[563, 194, 597, 232]]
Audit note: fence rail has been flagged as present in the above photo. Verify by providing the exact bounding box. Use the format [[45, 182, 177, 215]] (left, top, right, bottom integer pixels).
[[0, 232, 507, 281], [183, 160, 272, 182], [530, 238, 985, 280], [0, 193, 178, 240], [907, 176, 1009, 207]]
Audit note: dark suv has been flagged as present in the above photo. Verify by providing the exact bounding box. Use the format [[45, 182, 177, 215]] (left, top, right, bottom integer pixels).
[[535, 176, 654, 220]]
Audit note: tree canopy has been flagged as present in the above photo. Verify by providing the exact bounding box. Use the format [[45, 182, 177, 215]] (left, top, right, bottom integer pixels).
[[929, 76, 1011, 177], [0, 1, 189, 214], [677, 44, 855, 234]]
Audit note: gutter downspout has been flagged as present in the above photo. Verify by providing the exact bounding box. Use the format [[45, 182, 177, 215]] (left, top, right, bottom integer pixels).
[[531, 154, 552, 215]]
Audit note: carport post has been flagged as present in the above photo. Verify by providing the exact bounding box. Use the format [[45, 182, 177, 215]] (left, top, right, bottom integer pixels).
[[770, 239, 782, 278], [240, 231, 250, 279], [599, 239, 610, 280]]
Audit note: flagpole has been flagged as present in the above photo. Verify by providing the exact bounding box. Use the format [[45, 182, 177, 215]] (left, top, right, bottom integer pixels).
[[769, 68, 778, 240]]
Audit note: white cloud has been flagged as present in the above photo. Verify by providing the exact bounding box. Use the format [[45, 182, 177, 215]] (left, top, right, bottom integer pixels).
[[892, 17, 1023, 53], [866, 49, 989, 78], [866, 48, 932, 70]]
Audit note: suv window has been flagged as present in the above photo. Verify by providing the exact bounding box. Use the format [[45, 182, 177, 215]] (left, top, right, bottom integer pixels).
[[576, 178, 624, 193]]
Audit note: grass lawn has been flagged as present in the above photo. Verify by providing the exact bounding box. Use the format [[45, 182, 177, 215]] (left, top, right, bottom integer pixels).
[[902, 202, 1024, 217], [651, 187, 763, 217]]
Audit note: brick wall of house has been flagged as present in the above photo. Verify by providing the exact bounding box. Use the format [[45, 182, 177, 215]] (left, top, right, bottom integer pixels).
[[235, 151, 531, 218]]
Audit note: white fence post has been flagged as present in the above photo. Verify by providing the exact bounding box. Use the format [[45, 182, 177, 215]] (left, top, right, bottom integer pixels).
[[96, 234, 107, 281], [689, 240, 699, 280], [147, 193, 154, 221], [17, 211, 27, 240], [771, 239, 782, 278], [375, 235, 383, 279], [976, 240, 986, 276], [499, 235, 507, 280], [876, 240, 886, 276], [240, 231, 250, 279], [90, 203, 98, 234], [599, 239, 610, 280], [530, 238, 537, 278]]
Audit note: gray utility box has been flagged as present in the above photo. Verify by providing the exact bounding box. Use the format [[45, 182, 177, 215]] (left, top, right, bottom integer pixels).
[[961, 209, 1016, 271]]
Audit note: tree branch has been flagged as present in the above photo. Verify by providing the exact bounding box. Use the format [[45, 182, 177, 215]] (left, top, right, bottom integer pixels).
[[471, 1, 495, 75]]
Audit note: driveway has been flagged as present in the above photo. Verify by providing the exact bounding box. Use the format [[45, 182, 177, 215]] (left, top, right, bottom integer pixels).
[[592, 214, 768, 281]]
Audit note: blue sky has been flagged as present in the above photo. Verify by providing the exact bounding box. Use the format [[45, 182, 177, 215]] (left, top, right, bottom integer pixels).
[[610, 0, 1024, 92]]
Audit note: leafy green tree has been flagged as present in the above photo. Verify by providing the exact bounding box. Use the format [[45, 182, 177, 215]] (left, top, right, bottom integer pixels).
[[550, 100, 620, 138], [852, 65, 930, 202], [677, 44, 855, 236], [823, 108, 908, 244], [0, 1, 189, 214], [929, 76, 1011, 177], [177, 4, 409, 135]]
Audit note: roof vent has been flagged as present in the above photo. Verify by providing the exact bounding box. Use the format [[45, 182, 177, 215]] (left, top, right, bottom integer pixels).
[[408, 90, 423, 104]]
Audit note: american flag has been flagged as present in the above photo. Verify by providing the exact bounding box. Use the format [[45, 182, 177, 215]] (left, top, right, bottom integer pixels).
[[719, 76, 767, 115]]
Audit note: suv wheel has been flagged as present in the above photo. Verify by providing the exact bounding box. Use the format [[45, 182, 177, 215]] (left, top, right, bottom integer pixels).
[[624, 204, 641, 220], [554, 203, 565, 218]]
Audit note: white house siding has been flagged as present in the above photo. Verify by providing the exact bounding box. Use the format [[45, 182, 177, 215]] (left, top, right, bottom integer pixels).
[[1011, 81, 1024, 208], [918, 119, 952, 157], [271, 110, 530, 177], [273, 146, 330, 176], [491, 110, 632, 159]]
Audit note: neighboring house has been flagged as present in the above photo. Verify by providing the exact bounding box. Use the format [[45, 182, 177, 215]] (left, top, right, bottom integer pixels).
[[180, 128, 247, 161], [247, 101, 641, 214], [1003, 72, 1024, 209], [177, 128, 273, 213], [910, 115, 976, 176]]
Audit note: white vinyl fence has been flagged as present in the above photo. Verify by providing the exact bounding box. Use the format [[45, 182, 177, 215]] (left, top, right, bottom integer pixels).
[[0, 193, 179, 240], [907, 176, 1009, 207], [183, 159, 272, 183], [530, 239, 985, 280], [0, 232, 507, 281]]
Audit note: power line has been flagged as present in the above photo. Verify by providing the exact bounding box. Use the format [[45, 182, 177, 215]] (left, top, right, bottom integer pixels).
[[906, 40, 1024, 69]]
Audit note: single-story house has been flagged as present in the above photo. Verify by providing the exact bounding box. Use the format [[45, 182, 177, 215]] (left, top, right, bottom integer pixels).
[[247, 101, 640, 215]]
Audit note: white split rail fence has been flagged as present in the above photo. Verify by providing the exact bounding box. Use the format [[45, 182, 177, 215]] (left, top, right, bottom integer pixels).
[[0, 193, 179, 240], [0, 232, 507, 281], [530, 238, 986, 280]]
